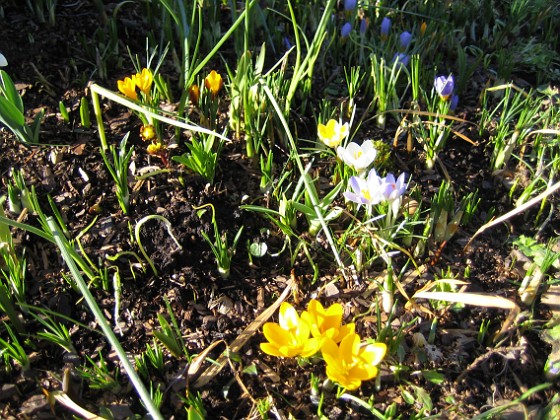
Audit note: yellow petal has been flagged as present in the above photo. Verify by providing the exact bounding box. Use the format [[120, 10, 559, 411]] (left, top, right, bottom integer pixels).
[[260, 342, 284, 357], [335, 323, 355, 343], [117, 77, 137, 100], [299, 337, 323, 358], [339, 333, 360, 364], [350, 364, 378, 381], [321, 337, 340, 365], [359, 343, 387, 366], [262, 323, 292, 348], [279, 302, 300, 330], [204, 70, 223, 96], [135, 68, 153, 94], [325, 365, 361, 390]]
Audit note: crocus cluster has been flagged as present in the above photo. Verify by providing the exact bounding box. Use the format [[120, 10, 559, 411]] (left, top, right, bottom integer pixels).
[[344, 165, 407, 222], [379, 17, 413, 67], [117, 68, 153, 101], [261, 300, 386, 390]]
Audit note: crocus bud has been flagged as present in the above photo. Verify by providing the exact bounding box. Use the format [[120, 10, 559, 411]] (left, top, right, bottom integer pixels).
[[380, 17, 391, 40], [344, 0, 357, 11], [399, 31, 412, 49], [341, 22, 352, 38]]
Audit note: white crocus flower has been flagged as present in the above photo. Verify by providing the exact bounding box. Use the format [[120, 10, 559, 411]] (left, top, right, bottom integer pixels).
[[0, 53, 7, 67], [337, 140, 377, 172]]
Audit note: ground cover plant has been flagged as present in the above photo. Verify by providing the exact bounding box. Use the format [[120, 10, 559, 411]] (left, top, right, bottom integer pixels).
[[0, 0, 559, 418]]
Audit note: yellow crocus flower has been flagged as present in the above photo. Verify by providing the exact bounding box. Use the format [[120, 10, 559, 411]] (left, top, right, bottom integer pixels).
[[204, 70, 223, 97], [147, 141, 164, 156], [189, 84, 200, 104], [322, 333, 386, 390], [135, 68, 153, 95], [300, 299, 355, 343], [140, 124, 156, 142], [260, 302, 323, 358], [318, 119, 349, 148], [117, 76, 137, 100]]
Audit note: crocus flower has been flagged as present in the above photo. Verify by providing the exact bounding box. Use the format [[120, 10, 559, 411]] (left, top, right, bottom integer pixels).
[[189, 84, 200, 104], [147, 141, 165, 156], [204, 70, 223, 97], [381, 172, 407, 202], [434, 74, 455, 100], [300, 300, 355, 344], [318, 119, 349, 148], [399, 31, 412, 49], [381, 172, 407, 217], [343, 169, 385, 206], [322, 333, 387, 390], [135, 68, 153, 95], [420, 21, 427, 36], [260, 302, 323, 358], [380, 17, 391, 40], [0, 53, 7, 67], [341, 22, 352, 38], [344, 0, 357, 11], [117, 76, 138, 100], [337, 140, 377, 172], [140, 124, 156, 141], [392, 52, 410, 67]]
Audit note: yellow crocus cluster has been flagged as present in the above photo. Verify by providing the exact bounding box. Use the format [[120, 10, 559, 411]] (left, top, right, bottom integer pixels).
[[117, 68, 153, 100], [261, 300, 386, 391]]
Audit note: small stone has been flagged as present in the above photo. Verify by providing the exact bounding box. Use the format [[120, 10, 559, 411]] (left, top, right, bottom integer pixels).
[[0, 383, 17, 401]]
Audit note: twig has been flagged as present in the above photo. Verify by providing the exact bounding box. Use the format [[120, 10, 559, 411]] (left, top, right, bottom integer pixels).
[[193, 275, 296, 388], [463, 179, 560, 253], [455, 345, 526, 383]]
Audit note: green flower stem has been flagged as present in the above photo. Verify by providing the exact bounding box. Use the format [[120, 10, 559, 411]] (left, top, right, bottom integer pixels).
[[47, 217, 163, 420], [262, 84, 347, 281]]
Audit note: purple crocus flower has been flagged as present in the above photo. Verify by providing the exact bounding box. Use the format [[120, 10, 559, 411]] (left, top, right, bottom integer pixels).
[[344, 0, 357, 11], [392, 52, 410, 67], [341, 22, 352, 38], [381, 173, 407, 202], [399, 31, 412, 49], [434, 74, 455, 100], [381, 172, 407, 217], [343, 169, 385, 206], [381, 17, 391, 40]]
